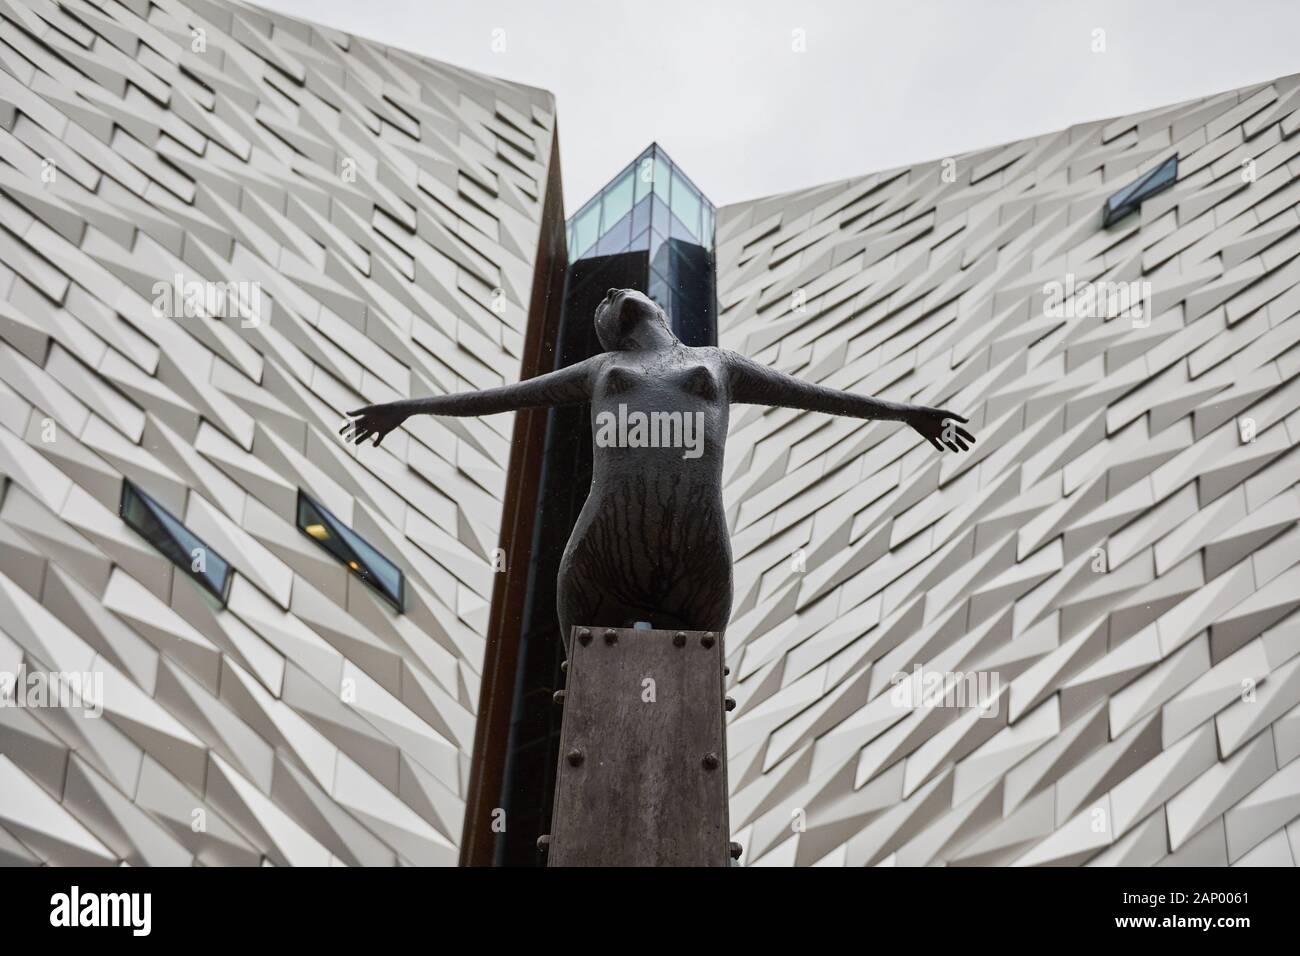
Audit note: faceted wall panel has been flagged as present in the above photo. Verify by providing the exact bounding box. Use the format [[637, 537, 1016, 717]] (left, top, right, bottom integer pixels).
[[716, 74, 1300, 866], [0, 0, 556, 865]]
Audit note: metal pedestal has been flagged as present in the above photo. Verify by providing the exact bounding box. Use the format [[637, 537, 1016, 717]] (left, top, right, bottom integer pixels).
[[543, 626, 731, 867]]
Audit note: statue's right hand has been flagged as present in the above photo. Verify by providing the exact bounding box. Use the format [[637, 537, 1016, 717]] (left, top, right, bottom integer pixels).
[[340, 402, 409, 447], [902, 404, 975, 453]]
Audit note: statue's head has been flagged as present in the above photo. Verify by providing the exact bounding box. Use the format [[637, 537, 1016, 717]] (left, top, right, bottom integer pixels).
[[594, 288, 675, 350]]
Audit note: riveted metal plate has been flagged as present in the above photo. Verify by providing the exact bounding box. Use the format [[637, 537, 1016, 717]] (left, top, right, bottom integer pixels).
[[547, 625, 729, 866]]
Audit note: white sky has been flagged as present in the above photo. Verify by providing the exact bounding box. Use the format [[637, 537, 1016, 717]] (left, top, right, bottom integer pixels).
[[254, 0, 1300, 216]]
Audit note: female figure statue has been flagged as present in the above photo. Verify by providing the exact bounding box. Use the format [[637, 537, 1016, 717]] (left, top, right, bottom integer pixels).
[[342, 289, 974, 646]]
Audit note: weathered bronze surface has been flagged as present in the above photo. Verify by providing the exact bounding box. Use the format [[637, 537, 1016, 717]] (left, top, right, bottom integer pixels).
[[343, 289, 974, 647]]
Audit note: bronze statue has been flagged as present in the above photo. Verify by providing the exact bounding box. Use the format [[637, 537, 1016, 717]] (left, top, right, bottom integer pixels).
[[342, 289, 975, 647]]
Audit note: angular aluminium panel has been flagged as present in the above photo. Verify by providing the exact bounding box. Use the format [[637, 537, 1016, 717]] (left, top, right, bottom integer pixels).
[[0, 0, 556, 865], [715, 74, 1300, 866]]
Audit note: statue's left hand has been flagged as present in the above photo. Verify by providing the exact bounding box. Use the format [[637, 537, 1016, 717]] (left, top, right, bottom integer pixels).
[[340, 402, 410, 447], [902, 405, 975, 453]]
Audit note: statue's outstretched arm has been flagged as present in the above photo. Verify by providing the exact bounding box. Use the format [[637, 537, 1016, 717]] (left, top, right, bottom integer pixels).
[[723, 349, 976, 453], [342, 354, 605, 446]]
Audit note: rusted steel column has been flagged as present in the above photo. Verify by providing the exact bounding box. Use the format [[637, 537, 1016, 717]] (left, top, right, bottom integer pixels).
[[543, 626, 730, 867]]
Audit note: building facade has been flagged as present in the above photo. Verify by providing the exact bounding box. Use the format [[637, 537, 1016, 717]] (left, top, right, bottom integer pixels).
[[0, 0, 560, 866], [714, 76, 1300, 866], [2, 0, 1299, 866]]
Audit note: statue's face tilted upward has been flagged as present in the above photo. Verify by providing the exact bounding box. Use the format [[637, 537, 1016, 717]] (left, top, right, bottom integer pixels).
[[594, 288, 673, 350]]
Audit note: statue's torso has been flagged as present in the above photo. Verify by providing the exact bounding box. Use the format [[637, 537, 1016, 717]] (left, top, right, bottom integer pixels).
[[589, 344, 730, 481], [557, 345, 734, 632]]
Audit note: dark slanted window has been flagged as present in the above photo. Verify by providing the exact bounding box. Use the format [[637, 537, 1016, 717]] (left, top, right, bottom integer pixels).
[[296, 489, 404, 612], [1103, 154, 1178, 227], [119, 480, 233, 605]]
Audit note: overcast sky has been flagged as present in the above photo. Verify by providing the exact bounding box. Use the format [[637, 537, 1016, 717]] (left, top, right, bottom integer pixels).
[[256, 0, 1300, 216]]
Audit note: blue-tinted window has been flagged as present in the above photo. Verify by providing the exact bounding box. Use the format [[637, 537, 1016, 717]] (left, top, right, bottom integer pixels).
[[1103, 154, 1178, 227], [569, 145, 717, 270], [631, 194, 652, 237], [670, 169, 701, 240], [633, 153, 654, 204], [571, 201, 601, 258], [652, 155, 671, 206], [296, 490, 404, 612], [650, 194, 672, 238], [120, 481, 232, 605], [563, 143, 715, 336], [602, 170, 635, 231], [595, 211, 633, 256], [649, 228, 670, 274]]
